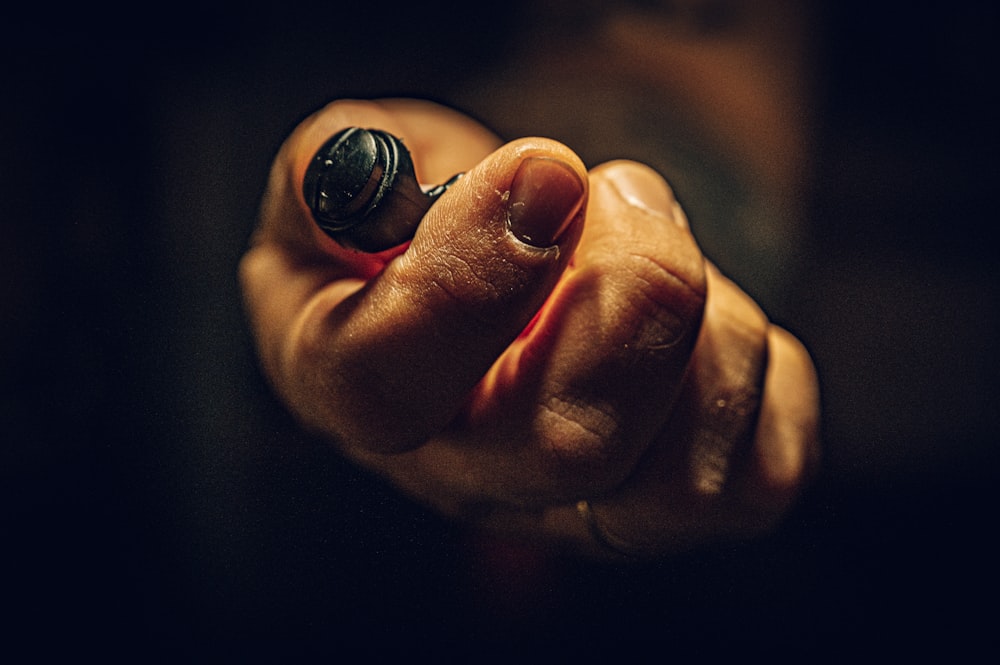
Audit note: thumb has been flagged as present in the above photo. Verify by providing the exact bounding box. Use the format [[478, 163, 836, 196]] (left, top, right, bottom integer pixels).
[[288, 137, 588, 453]]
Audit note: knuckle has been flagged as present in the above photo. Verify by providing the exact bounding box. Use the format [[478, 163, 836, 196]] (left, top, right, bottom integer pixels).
[[574, 250, 706, 358], [624, 252, 706, 353], [531, 394, 638, 498]]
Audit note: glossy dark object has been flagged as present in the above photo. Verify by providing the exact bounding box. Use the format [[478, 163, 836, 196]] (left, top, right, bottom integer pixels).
[[303, 127, 460, 252]]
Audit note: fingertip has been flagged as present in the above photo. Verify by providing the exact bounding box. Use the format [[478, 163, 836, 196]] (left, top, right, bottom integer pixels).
[[591, 160, 689, 229]]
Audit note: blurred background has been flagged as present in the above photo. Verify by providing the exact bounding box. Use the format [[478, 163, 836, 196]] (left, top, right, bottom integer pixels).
[[4, 0, 997, 659]]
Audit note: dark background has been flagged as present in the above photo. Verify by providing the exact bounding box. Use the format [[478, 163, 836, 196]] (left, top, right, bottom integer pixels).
[[4, 1, 997, 660]]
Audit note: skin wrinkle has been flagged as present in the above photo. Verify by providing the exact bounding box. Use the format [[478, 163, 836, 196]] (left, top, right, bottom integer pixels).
[[524, 283, 697, 494], [535, 392, 632, 494], [579, 173, 707, 366], [558, 265, 774, 550], [622, 252, 703, 353], [398, 174, 564, 331], [428, 253, 498, 316], [409, 245, 534, 332], [540, 392, 620, 455], [562, 250, 703, 351], [626, 249, 706, 307]]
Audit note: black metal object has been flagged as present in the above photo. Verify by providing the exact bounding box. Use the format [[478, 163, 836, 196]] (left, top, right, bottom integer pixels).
[[303, 127, 461, 252]]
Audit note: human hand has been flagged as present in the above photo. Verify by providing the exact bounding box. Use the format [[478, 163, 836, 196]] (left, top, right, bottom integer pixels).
[[239, 98, 820, 558]]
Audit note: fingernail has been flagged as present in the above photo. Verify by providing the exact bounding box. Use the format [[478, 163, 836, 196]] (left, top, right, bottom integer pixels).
[[606, 164, 685, 228], [507, 157, 585, 248]]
